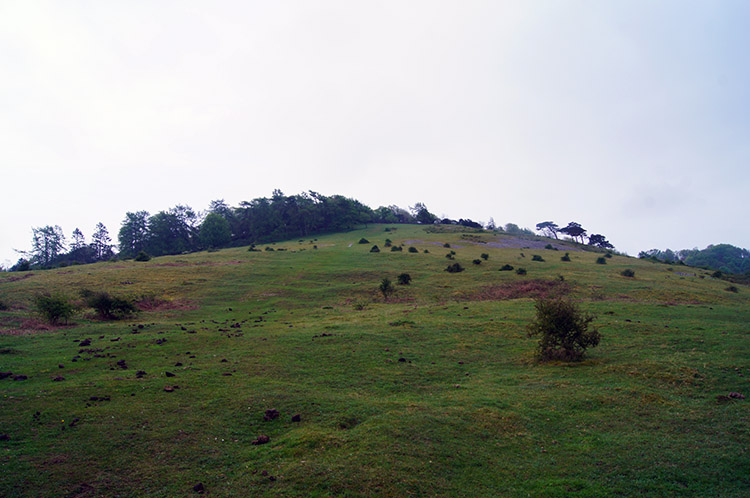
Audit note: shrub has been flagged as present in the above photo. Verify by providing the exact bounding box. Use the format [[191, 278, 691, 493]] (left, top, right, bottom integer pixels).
[[390, 245, 402, 252], [545, 244, 558, 251], [35, 294, 74, 325], [370, 245, 380, 253], [423, 249, 429, 254], [135, 251, 151, 261], [527, 297, 601, 362], [481, 253, 489, 260], [358, 238, 369, 244], [516, 268, 527, 275], [265, 247, 275, 252], [712, 271, 723, 279], [379, 278, 395, 301], [561, 253, 571, 262], [0, 300, 8, 311], [445, 253, 454, 260], [595, 257, 607, 265], [726, 285, 739, 293], [397, 273, 412, 285], [408, 246, 418, 253], [621, 269, 635, 278], [604, 252, 613, 259], [84, 291, 137, 320], [384, 239, 392, 247], [499, 264, 514, 271], [472, 259, 482, 265], [532, 255, 545, 262], [445, 263, 465, 273], [443, 243, 451, 248]]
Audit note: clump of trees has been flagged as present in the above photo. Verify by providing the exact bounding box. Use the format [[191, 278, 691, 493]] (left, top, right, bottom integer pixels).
[[639, 244, 750, 275], [535, 221, 613, 249], [81, 290, 137, 320], [527, 297, 601, 362]]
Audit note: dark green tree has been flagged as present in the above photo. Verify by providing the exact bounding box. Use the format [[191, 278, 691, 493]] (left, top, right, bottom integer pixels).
[[118, 211, 150, 258], [199, 213, 232, 249]]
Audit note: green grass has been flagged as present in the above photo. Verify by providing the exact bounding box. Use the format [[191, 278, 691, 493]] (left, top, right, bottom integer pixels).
[[1, 225, 748, 497]]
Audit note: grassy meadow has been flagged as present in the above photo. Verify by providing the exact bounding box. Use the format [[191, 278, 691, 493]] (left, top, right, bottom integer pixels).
[[1, 224, 748, 497]]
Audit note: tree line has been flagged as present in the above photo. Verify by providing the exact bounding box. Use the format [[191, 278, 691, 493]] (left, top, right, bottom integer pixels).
[[639, 244, 750, 275], [9, 191, 620, 271]]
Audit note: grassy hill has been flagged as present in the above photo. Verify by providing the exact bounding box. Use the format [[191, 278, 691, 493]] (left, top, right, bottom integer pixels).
[[1, 224, 748, 497]]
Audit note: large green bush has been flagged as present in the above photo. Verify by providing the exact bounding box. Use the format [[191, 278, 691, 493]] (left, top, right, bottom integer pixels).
[[527, 297, 601, 362], [82, 291, 137, 320], [34, 294, 74, 325]]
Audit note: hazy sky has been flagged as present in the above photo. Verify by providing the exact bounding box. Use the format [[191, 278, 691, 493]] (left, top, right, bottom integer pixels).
[[2, 1, 749, 267]]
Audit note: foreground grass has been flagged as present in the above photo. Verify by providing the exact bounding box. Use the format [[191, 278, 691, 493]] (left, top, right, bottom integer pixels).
[[1, 225, 748, 497]]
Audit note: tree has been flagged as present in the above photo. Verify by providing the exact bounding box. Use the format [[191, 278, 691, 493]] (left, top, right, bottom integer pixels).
[[199, 213, 232, 249], [559, 222, 587, 244], [535, 221, 559, 239], [70, 228, 86, 251], [118, 211, 150, 258], [30, 225, 66, 266], [588, 234, 613, 250], [410, 202, 437, 225], [379, 277, 395, 301], [486, 217, 497, 230], [527, 297, 601, 362], [91, 222, 114, 260]]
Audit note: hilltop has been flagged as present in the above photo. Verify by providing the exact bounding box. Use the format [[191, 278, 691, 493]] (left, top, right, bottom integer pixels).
[[1, 225, 748, 497]]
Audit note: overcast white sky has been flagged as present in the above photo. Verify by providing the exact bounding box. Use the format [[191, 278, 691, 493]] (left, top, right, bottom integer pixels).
[[2, 1, 749, 267]]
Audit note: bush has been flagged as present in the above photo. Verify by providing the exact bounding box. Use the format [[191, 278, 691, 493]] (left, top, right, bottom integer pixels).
[[532, 255, 545, 262], [397, 273, 412, 285], [423, 249, 429, 254], [545, 244, 558, 251], [527, 297, 601, 362], [445, 263, 465, 273], [443, 243, 451, 248], [621, 269, 635, 278], [481, 253, 489, 260], [499, 264, 514, 271], [472, 259, 482, 265], [358, 238, 369, 244], [83, 291, 137, 320], [712, 271, 723, 279], [408, 246, 418, 253], [384, 239, 392, 247], [445, 253, 454, 260], [370, 245, 380, 253], [134, 251, 151, 262], [265, 247, 275, 252], [561, 253, 571, 262], [604, 252, 613, 259], [726, 285, 739, 293], [595, 257, 607, 265], [516, 268, 527, 275], [35, 294, 74, 325], [390, 245, 403, 252], [0, 300, 8, 311], [379, 277, 395, 301]]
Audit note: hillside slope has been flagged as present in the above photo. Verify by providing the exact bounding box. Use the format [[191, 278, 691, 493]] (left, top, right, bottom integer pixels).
[[1, 225, 748, 497]]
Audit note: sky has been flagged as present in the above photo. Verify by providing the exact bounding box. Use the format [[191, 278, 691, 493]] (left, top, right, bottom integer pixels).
[[1, 0, 749, 267]]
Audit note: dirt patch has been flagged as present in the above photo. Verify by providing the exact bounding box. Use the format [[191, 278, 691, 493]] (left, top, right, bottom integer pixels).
[[467, 279, 571, 301], [0, 317, 62, 335], [0, 273, 35, 284], [135, 297, 197, 312]]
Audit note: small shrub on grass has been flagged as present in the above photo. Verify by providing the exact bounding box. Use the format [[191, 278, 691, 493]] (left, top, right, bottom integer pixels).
[[621, 269, 636, 278], [358, 238, 369, 244], [265, 247, 275, 252], [527, 297, 601, 362], [516, 268, 527, 275], [595, 257, 607, 265], [423, 249, 429, 253], [712, 271, 723, 278], [0, 300, 8, 311], [135, 251, 151, 262], [370, 245, 380, 253], [445, 253, 454, 260], [604, 252, 613, 259], [481, 253, 489, 260], [726, 285, 739, 293], [545, 244, 559, 250], [390, 246, 403, 252], [443, 243, 451, 248], [379, 278, 395, 301], [83, 291, 137, 320], [445, 263, 465, 273], [532, 255, 545, 262], [472, 259, 482, 265], [561, 253, 571, 262], [384, 239, 392, 247], [408, 246, 418, 253], [397, 273, 412, 285], [35, 294, 74, 325], [499, 264, 514, 271]]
